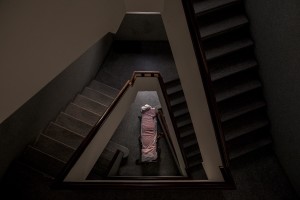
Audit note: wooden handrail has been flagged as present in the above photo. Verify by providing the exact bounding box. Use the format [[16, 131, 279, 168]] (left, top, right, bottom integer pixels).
[[181, 0, 233, 183], [130, 71, 194, 171], [55, 79, 132, 183], [182, 0, 230, 166]]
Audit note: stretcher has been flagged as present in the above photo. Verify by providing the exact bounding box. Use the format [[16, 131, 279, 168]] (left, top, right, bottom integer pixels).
[[139, 104, 158, 163]]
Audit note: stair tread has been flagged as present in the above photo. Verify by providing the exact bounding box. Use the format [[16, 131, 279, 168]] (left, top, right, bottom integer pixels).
[[64, 103, 100, 126], [179, 126, 195, 138], [224, 114, 269, 141], [211, 59, 257, 81], [206, 38, 253, 61], [193, 0, 240, 15], [215, 79, 262, 102], [172, 103, 189, 118], [221, 100, 266, 122], [82, 87, 114, 107], [19, 146, 66, 177], [43, 122, 84, 149], [89, 80, 119, 98], [55, 112, 93, 137], [73, 94, 108, 116], [34, 134, 75, 162], [229, 136, 272, 160], [176, 116, 192, 129], [200, 14, 248, 39], [170, 95, 186, 107]]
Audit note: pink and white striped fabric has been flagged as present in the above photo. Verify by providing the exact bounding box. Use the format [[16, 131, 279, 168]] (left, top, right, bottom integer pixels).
[[140, 104, 158, 162]]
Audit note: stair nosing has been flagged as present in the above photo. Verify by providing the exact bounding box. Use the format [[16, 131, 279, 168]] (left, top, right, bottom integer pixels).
[[221, 101, 266, 122], [211, 60, 257, 81], [206, 39, 254, 61], [48, 122, 86, 139], [216, 79, 262, 102], [39, 133, 77, 151], [77, 94, 109, 108], [200, 15, 249, 40], [69, 102, 102, 117], [225, 120, 269, 141], [27, 145, 67, 164], [194, 0, 240, 16]]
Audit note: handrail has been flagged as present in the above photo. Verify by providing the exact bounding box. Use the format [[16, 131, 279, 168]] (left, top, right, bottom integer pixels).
[[55, 71, 193, 184], [181, 0, 233, 182], [55, 79, 132, 183], [130, 71, 193, 170]]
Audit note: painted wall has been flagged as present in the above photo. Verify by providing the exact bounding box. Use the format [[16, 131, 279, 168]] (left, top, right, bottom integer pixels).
[[244, 0, 300, 195], [0, 0, 125, 123], [0, 34, 113, 179], [115, 14, 168, 41]]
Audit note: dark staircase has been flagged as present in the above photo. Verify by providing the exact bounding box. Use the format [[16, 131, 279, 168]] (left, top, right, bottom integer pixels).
[[191, 0, 272, 160], [165, 79, 207, 179], [17, 79, 129, 179]]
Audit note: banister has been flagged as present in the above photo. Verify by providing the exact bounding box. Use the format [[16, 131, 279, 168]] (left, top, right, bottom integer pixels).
[[55, 71, 192, 184], [181, 0, 231, 169], [55, 79, 132, 183]]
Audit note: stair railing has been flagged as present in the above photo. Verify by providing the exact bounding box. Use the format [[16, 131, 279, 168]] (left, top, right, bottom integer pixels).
[[55, 71, 189, 183], [53, 70, 234, 188], [181, 0, 233, 184]]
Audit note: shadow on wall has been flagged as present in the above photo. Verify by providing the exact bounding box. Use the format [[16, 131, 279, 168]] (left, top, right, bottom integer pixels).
[[0, 33, 113, 180]]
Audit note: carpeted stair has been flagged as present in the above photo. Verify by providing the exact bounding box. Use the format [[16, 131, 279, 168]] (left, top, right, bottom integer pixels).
[[165, 78, 207, 179], [191, 0, 272, 160], [17, 79, 129, 179]]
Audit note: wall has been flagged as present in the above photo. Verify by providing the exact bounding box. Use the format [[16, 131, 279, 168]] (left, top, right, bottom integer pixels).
[[244, 0, 300, 195], [0, 33, 113, 179], [0, 0, 125, 123], [115, 14, 168, 41]]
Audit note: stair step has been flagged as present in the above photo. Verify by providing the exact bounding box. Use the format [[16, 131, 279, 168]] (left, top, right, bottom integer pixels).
[[55, 112, 93, 137], [223, 111, 269, 141], [170, 95, 186, 107], [43, 122, 84, 149], [172, 103, 189, 118], [176, 114, 193, 128], [179, 125, 195, 138], [200, 14, 248, 39], [211, 58, 257, 81], [64, 103, 100, 126], [182, 139, 198, 149], [215, 78, 262, 102], [82, 87, 114, 106], [19, 146, 66, 178], [187, 154, 203, 168], [221, 99, 266, 122], [89, 80, 119, 98], [186, 147, 201, 159], [229, 133, 272, 160], [189, 165, 208, 180], [73, 94, 108, 116], [193, 0, 240, 15], [205, 37, 253, 61], [34, 134, 75, 162], [106, 140, 130, 158], [166, 83, 183, 96], [91, 148, 119, 177]]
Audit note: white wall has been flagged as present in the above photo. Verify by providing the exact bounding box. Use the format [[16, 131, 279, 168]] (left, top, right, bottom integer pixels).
[[0, 0, 125, 123]]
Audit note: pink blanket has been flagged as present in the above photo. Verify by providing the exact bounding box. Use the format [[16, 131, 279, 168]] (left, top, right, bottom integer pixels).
[[140, 105, 157, 162]]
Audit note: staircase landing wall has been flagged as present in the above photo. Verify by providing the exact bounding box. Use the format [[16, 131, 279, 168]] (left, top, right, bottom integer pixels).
[[245, 0, 300, 196], [0, 34, 113, 180]]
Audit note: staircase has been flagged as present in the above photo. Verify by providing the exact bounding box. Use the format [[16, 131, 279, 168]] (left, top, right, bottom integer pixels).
[[17, 79, 129, 179], [165, 79, 207, 179], [191, 0, 272, 160]]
